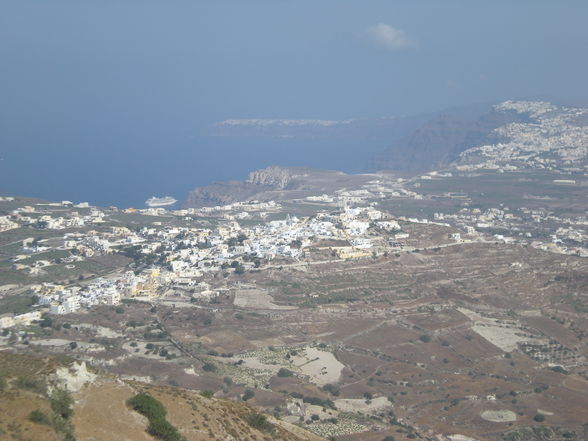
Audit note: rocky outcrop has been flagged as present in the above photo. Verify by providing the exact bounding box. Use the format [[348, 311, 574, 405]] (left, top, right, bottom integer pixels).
[[53, 361, 96, 392], [247, 166, 294, 189], [183, 180, 267, 208], [184, 166, 299, 208]]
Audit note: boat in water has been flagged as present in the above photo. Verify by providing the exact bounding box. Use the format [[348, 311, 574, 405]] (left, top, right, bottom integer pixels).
[[145, 196, 177, 207]]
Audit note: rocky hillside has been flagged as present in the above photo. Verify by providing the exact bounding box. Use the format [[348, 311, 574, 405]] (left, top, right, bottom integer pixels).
[[457, 100, 588, 171], [182, 166, 299, 208], [183, 166, 372, 208], [0, 351, 324, 441]]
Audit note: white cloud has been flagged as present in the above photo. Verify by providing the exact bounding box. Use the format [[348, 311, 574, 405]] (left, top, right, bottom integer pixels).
[[366, 23, 415, 50]]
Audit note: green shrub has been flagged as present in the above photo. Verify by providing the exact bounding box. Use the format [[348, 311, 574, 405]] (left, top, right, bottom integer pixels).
[[50, 413, 76, 440], [277, 368, 294, 378], [199, 390, 214, 399], [419, 334, 432, 343], [28, 409, 51, 425], [533, 414, 545, 422], [128, 393, 184, 441], [15, 376, 45, 394], [245, 413, 274, 433], [302, 396, 335, 409], [242, 389, 255, 401], [202, 363, 216, 373], [127, 393, 167, 420], [322, 383, 340, 396], [148, 417, 184, 441]]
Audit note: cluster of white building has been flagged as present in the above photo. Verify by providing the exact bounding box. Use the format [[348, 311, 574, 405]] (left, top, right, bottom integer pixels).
[[0, 215, 19, 232], [178, 200, 282, 219], [8, 202, 108, 230], [33, 268, 167, 315], [459, 100, 588, 172], [431, 203, 588, 256], [126, 205, 401, 282], [33, 278, 122, 315]]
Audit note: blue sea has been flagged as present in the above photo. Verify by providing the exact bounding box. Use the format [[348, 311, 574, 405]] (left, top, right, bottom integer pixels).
[[0, 134, 387, 208]]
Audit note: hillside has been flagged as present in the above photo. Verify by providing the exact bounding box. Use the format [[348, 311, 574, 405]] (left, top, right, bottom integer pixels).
[[367, 104, 530, 171], [369, 99, 588, 173], [0, 351, 324, 441]]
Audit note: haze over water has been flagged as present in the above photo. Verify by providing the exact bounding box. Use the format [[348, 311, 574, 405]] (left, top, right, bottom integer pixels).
[[0, 134, 387, 208], [1, 1, 587, 206]]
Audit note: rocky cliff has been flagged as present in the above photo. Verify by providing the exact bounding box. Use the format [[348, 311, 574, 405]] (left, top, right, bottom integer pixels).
[[247, 166, 294, 189], [367, 103, 530, 171], [183, 166, 299, 208], [183, 180, 268, 208]]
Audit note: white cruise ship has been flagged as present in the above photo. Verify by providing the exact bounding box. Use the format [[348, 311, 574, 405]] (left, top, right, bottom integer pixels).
[[145, 196, 177, 207]]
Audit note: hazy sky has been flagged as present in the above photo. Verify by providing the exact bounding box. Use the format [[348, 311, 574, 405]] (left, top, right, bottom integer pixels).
[[1, 1, 588, 204], [2, 1, 588, 125]]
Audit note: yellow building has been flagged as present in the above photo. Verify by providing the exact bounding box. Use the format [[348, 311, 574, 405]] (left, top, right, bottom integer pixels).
[[334, 247, 372, 260], [130, 268, 161, 298]]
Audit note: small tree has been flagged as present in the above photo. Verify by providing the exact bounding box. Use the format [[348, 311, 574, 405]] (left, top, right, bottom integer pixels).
[[202, 362, 216, 372], [200, 390, 214, 399], [419, 334, 432, 343], [242, 388, 255, 401], [245, 413, 274, 433], [322, 383, 340, 396], [277, 368, 294, 378], [50, 389, 74, 420], [148, 418, 184, 441]]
